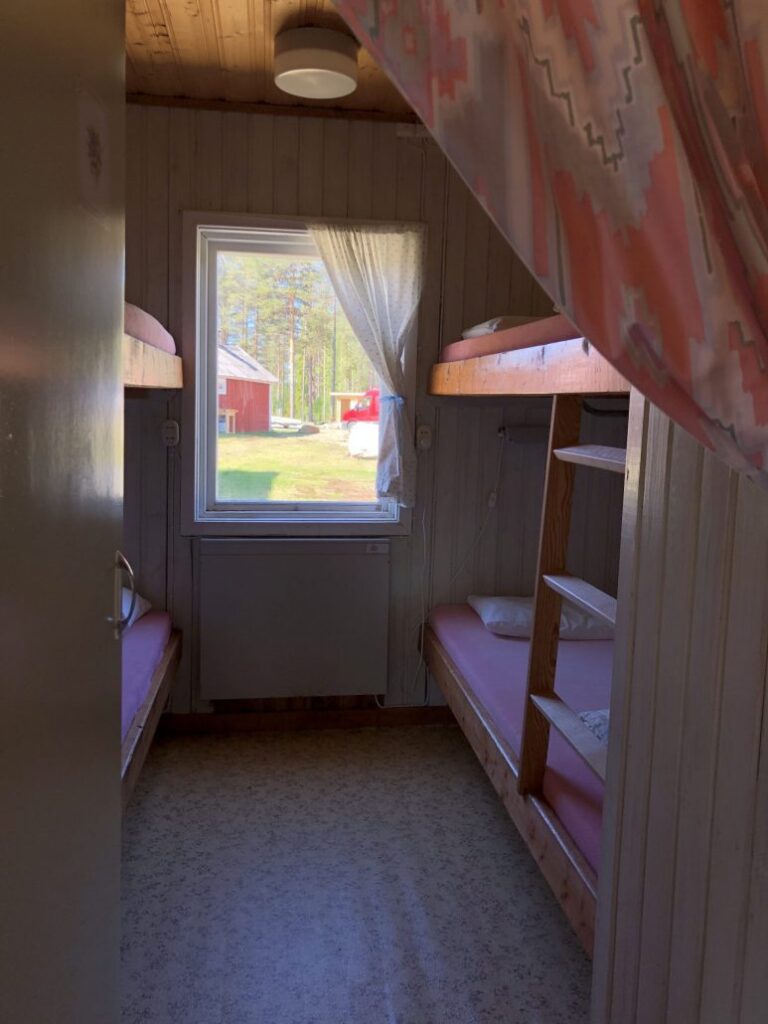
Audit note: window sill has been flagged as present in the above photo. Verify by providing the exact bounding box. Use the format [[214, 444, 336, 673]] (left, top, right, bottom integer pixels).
[[180, 513, 412, 539]]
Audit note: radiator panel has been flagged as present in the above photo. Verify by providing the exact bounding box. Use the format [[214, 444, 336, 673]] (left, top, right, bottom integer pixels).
[[197, 539, 390, 699]]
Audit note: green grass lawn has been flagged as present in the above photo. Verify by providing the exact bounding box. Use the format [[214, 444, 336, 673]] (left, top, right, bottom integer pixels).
[[217, 427, 377, 502]]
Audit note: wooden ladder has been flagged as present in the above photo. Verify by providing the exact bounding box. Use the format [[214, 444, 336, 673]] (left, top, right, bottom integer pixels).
[[518, 394, 628, 794]]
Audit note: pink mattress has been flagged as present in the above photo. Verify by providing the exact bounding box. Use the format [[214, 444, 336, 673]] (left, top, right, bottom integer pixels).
[[121, 611, 172, 740], [429, 603, 612, 873], [124, 302, 176, 355], [440, 313, 580, 364]]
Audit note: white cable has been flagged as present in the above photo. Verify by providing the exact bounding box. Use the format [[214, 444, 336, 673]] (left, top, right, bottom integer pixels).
[[375, 504, 430, 709], [409, 504, 430, 700]]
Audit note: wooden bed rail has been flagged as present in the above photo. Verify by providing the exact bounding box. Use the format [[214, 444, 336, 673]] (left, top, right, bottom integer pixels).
[[122, 631, 181, 808], [422, 625, 598, 954], [123, 334, 183, 389], [429, 338, 629, 397]]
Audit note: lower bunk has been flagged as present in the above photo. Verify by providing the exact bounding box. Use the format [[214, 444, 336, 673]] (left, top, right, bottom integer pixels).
[[424, 604, 611, 954], [121, 611, 181, 808]]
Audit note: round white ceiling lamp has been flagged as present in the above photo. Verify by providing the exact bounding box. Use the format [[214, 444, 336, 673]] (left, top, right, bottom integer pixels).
[[274, 27, 358, 100]]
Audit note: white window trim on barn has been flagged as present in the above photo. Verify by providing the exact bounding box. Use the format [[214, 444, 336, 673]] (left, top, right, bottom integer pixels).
[[181, 212, 419, 537]]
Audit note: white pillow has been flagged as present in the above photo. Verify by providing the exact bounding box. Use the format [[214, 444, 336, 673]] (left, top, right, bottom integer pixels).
[[467, 594, 614, 641], [121, 586, 152, 629], [579, 708, 610, 743], [461, 315, 540, 339]]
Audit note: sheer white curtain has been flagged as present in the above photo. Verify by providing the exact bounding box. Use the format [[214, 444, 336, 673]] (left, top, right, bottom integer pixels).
[[309, 222, 425, 508]]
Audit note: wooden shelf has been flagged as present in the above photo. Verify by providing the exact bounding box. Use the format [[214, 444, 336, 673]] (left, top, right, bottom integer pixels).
[[543, 574, 617, 628], [123, 334, 183, 389], [429, 338, 629, 397], [530, 695, 607, 782], [554, 444, 626, 474]]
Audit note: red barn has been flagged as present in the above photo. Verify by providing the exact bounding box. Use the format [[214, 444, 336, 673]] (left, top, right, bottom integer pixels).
[[217, 345, 277, 434]]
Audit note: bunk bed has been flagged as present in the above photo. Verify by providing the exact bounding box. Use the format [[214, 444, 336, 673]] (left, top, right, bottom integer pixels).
[[121, 613, 181, 807], [123, 301, 183, 389], [430, 314, 627, 397], [121, 302, 182, 805], [426, 315, 631, 953]]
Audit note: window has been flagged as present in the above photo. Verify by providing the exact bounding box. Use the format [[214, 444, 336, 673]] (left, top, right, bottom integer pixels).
[[189, 222, 408, 530]]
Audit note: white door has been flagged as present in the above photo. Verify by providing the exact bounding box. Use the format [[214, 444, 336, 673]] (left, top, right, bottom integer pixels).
[[0, 1, 124, 1021]]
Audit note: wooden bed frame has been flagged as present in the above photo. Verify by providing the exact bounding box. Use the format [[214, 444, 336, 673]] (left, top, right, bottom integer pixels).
[[123, 333, 183, 389], [427, 328, 635, 953], [429, 337, 628, 397], [423, 625, 598, 954], [121, 630, 182, 808], [121, 320, 181, 803]]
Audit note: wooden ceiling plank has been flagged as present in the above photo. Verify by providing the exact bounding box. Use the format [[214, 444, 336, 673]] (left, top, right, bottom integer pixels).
[[126, 0, 185, 96], [215, 0, 262, 102], [152, 0, 221, 100], [197, 0, 233, 99]]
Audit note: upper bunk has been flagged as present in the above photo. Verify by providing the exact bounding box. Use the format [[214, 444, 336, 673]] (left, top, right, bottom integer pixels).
[[429, 313, 629, 397], [123, 302, 183, 390]]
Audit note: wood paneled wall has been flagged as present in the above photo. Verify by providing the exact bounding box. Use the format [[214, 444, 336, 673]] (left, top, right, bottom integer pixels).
[[593, 400, 768, 1023], [124, 103, 624, 706]]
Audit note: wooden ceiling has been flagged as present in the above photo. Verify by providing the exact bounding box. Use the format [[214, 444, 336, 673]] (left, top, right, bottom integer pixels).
[[126, 0, 415, 120]]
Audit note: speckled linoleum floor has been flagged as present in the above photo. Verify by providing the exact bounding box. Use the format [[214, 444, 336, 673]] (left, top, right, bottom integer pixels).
[[122, 726, 591, 1024]]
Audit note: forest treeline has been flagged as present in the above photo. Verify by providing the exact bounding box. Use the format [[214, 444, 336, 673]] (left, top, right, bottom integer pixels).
[[217, 251, 376, 424]]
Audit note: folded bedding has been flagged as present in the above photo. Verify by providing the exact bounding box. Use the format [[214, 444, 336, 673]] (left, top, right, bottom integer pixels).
[[121, 610, 172, 741], [124, 302, 176, 355], [429, 603, 612, 873], [440, 313, 581, 364], [579, 708, 610, 742]]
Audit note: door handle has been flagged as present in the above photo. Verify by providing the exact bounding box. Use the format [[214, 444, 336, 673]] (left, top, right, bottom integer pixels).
[[108, 550, 136, 639]]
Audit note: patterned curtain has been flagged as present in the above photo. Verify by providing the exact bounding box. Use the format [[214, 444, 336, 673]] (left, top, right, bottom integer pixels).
[[334, 1, 768, 483]]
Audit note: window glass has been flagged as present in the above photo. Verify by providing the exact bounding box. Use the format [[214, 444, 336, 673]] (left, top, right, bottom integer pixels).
[[193, 224, 402, 527], [215, 248, 380, 505]]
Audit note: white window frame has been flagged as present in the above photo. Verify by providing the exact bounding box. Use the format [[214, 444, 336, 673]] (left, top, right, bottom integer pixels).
[[181, 212, 417, 537]]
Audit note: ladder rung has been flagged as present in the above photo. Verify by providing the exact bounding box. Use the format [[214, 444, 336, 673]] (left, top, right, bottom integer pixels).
[[530, 695, 607, 782], [543, 574, 617, 627], [553, 444, 626, 474]]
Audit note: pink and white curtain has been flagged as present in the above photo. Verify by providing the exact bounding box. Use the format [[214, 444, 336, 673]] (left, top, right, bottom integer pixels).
[[335, 1, 768, 483]]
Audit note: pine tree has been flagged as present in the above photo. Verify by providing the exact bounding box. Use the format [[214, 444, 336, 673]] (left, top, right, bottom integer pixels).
[[215, 250, 376, 425]]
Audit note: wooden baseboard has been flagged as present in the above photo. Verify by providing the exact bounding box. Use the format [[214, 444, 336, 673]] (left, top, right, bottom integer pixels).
[[161, 705, 454, 735], [423, 625, 597, 956]]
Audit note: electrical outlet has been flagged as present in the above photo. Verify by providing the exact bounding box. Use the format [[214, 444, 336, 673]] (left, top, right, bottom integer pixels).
[[416, 424, 433, 451], [161, 419, 180, 447]]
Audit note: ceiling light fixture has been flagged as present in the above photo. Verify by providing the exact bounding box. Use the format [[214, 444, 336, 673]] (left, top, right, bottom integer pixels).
[[274, 27, 358, 100]]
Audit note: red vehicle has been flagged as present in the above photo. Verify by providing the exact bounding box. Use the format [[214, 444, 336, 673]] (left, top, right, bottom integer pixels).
[[342, 388, 380, 424]]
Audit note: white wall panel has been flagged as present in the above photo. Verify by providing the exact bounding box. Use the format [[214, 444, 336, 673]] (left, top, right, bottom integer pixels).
[[593, 402, 768, 1024]]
